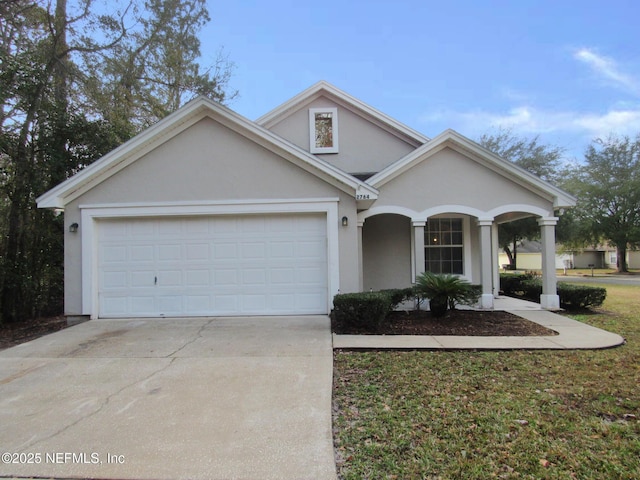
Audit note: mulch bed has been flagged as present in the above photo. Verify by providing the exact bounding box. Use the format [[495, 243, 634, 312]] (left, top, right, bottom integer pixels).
[[333, 309, 558, 336], [0, 315, 68, 350], [0, 308, 559, 351]]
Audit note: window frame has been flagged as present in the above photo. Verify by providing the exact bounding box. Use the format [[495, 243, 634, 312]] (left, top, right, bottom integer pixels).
[[309, 107, 339, 154], [423, 216, 471, 278]]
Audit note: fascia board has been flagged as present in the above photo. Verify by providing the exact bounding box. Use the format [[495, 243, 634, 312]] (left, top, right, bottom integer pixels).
[[256, 80, 429, 146], [368, 129, 576, 208], [37, 95, 378, 209]]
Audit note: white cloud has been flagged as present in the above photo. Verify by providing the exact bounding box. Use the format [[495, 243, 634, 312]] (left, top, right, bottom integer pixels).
[[419, 105, 640, 147], [574, 48, 640, 95], [419, 49, 640, 158]]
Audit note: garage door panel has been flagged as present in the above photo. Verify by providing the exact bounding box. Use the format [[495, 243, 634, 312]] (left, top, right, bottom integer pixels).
[[270, 241, 295, 257], [296, 266, 324, 284], [296, 293, 326, 311], [215, 268, 238, 285], [98, 214, 328, 317], [103, 222, 128, 237], [102, 271, 128, 289], [131, 220, 154, 236], [102, 296, 128, 316], [185, 218, 210, 235], [130, 245, 154, 261], [241, 294, 267, 312], [158, 219, 182, 236], [214, 217, 239, 234], [241, 242, 266, 259], [131, 271, 154, 287], [131, 296, 155, 314], [158, 270, 182, 286], [297, 240, 325, 258], [158, 244, 182, 261], [186, 269, 209, 286], [102, 245, 128, 263], [214, 243, 237, 259], [186, 243, 210, 261], [270, 268, 294, 284], [242, 269, 266, 286], [185, 295, 210, 311], [214, 295, 239, 313], [157, 295, 183, 314]]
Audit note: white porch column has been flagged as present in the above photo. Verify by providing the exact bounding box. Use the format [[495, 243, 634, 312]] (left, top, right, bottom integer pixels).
[[491, 222, 500, 298], [357, 221, 364, 291], [538, 217, 560, 309], [413, 221, 425, 282], [477, 219, 494, 309]]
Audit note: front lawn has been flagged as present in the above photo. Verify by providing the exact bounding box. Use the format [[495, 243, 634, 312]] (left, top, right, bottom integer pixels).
[[333, 284, 640, 479]]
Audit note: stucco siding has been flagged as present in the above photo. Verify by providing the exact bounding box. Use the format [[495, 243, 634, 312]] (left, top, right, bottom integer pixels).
[[75, 118, 343, 204], [378, 147, 554, 215], [362, 214, 412, 291], [63, 117, 360, 316], [63, 215, 83, 318], [266, 96, 418, 174]]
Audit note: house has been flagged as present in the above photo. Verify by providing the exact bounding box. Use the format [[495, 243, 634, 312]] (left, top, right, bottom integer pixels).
[[498, 241, 640, 270], [37, 81, 576, 321], [497, 240, 579, 271]]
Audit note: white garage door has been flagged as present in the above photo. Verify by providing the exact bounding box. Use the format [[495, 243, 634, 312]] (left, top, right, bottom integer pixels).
[[97, 214, 328, 317]]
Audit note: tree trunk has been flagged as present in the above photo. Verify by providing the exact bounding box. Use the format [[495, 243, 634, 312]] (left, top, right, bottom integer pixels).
[[617, 245, 628, 273], [502, 246, 514, 270]]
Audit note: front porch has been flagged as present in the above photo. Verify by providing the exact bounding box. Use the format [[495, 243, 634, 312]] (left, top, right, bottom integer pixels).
[[357, 209, 561, 310]]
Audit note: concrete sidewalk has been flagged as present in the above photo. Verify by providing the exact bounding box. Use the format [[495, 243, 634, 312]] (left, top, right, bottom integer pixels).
[[0, 316, 337, 480], [333, 296, 626, 350]]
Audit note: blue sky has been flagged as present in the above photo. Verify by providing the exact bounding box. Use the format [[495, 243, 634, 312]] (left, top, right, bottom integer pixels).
[[200, 0, 640, 161]]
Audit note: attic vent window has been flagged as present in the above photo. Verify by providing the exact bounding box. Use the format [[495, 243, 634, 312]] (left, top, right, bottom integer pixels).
[[309, 107, 338, 153]]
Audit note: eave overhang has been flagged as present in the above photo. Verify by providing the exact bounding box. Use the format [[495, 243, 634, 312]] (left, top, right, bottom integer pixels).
[[37, 96, 378, 210]]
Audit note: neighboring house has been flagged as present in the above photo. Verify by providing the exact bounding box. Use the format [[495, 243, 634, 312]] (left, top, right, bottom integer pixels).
[[599, 247, 640, 270], [37, 81, 576, 321], [499, 241, 640, 270]]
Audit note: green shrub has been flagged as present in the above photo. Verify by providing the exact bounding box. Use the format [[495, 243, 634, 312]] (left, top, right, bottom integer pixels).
[[520, 278, 543, 301], [378, 287, 415, 310], [415, 272, 481, 317], [500, 272, 538, 296], [500, 273, 522, 295], [501, 274, 607, 310], [558, 283, 607, 309], [332, 292, 392, 332]]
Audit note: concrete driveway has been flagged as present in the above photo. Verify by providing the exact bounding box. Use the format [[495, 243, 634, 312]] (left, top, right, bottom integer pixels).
[[0, 317, 337, 480]]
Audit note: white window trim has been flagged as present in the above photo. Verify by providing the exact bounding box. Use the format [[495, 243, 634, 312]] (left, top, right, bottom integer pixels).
[[309, 107, 339, 154], [423, 216, 472, 281], [79, 199, 340, 319]]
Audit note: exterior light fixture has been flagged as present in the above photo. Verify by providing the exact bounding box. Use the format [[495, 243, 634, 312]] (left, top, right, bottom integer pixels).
[[69, 222, 79, 233], [341, 216, 348, 227]]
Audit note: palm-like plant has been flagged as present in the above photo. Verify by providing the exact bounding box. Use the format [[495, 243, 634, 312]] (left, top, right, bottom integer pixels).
[[415, 272, 480, 317]]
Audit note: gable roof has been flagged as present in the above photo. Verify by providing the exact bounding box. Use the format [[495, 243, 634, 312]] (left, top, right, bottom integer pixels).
[[37, 95, 379, 209], [367, 129, 576, 208], [256, 81, 430, 147]]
